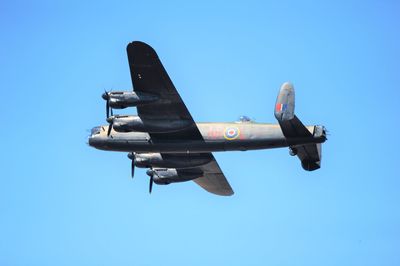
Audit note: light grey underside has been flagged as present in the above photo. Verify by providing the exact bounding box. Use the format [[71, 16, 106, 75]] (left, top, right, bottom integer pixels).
[[192, 154, 234, 196]]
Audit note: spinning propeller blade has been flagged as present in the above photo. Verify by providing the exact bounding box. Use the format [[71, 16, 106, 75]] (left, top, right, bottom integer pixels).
[[107, 122, 113, 136], [106, 116, 114, 137], [149, 175, 154, 194], [106, 100, 109, 118], [131, 158, 135, 178], [102, 91, 112, 118]]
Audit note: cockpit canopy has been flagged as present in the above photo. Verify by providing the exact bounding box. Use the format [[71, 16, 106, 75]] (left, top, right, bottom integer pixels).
[[91, 126, 102, 135], [237, 115, 253, 123]]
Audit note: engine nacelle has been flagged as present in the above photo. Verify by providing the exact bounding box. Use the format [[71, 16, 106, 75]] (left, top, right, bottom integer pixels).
[[108, 115, 193, 133], [102, 91, 159, 109], [130, 153, 212, 168], [146, 168, 203, 185]]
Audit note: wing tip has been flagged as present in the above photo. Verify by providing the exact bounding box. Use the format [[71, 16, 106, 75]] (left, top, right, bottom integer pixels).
[[126, 41, 159, 63], [222, 191, 235, 196], [205, 187, 235, 196], [127, 41, 156, 53], [127, 40, 148, 46]]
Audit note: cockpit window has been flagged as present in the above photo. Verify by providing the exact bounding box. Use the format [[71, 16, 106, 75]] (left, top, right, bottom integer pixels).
[[91, 126, 101, 135], [237, 116, 252, 123]]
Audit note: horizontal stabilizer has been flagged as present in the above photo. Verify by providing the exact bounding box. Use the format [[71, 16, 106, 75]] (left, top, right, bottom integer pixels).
[[279, 115, 313, 139]]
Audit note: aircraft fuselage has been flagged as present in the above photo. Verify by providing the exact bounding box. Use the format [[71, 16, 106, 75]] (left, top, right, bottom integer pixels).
[[89, 122, 326, 153]]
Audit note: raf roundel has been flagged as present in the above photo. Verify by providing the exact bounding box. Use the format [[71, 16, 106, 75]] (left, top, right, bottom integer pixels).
[[224, 127, 240, 140]]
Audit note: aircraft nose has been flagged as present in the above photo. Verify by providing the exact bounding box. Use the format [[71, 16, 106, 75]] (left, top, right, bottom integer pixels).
[[88, 135, 94, 146], [88, 134, 102, 148]]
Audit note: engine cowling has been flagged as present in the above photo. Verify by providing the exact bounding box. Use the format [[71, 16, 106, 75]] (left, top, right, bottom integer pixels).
[[146, 168, 203, 185], [102, 91, 159, 109], [108, 115, 193, 133], [130, 153, 212, 168]]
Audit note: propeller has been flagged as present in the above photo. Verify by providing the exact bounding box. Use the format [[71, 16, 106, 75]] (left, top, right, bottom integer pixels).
[[128, 154, 155, 193], [146, 169, 156, 194], [149, 175, 154, 194], [102, 91, 113, 118], [131, 159, 135, 178], [127, 153, 136, 178], [106, 116, 113, 136]]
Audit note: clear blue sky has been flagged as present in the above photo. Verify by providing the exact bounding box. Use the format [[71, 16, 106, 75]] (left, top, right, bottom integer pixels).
[[1, 1, 399, 265]]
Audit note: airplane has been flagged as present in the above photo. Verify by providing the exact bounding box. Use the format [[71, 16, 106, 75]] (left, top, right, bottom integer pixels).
[[88, 41, 327, 196]]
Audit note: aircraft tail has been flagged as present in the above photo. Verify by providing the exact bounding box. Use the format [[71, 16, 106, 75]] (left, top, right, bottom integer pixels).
[[275, 82, 326, 171]]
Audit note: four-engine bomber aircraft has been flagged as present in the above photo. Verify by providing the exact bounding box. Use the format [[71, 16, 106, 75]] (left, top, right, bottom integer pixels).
[[88, 41, 327, 196]]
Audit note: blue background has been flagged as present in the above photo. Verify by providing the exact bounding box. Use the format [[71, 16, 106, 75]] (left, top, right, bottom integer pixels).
[[1, 1, 399, 265]]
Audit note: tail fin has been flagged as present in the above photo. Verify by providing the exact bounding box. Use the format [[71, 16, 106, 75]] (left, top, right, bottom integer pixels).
[[275, 82, 325, 171], [274, 82, 295, 122]]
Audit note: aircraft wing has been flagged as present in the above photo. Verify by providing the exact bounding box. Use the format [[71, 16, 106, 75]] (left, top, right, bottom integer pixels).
[[127, 41, 202, 141], [192, 153, 234, 196], [127, 42, 233, 195]]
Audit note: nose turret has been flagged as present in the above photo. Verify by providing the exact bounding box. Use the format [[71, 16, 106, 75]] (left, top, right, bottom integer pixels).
[[88, 126, 106, 149], [88, 133, 96, 148]]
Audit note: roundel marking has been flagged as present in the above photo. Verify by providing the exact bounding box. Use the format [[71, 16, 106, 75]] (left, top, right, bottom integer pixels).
[[224, 127, 240, 140]]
